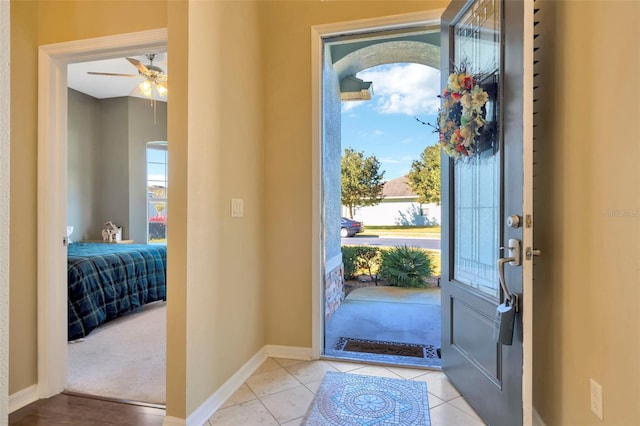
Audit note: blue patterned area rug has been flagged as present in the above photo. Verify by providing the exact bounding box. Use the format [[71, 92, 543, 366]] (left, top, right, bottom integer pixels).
[[302, 371, 431, 425]]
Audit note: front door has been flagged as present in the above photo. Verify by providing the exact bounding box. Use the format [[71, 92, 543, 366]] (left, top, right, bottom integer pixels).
[[440, 0, 533, 425]]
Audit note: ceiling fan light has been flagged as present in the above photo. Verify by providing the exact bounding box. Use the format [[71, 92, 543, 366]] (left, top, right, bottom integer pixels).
[[139, 80, 152, 97], [156, 84, 168, 97]]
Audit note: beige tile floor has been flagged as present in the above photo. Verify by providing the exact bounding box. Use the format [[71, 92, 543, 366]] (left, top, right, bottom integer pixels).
[[208, 357, 486, 426]]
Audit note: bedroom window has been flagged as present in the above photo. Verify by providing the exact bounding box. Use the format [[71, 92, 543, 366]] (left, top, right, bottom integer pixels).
[[147, 142, 168, 244]]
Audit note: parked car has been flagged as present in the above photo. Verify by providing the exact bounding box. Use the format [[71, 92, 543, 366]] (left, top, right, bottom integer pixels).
[[341, 217, 364, 237]]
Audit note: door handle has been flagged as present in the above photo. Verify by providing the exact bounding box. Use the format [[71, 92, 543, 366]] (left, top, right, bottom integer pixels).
[[497, 238, 520, 310]]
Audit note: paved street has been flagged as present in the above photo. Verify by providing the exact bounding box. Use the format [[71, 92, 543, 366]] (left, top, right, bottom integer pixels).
[[341, 236, 441, 250]]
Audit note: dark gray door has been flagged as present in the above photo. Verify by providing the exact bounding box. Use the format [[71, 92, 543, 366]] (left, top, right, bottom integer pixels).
[[440, 0, 533, 425]]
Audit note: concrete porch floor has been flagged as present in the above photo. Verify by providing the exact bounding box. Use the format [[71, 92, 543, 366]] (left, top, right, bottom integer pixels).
[[324, 286, 442, 368]]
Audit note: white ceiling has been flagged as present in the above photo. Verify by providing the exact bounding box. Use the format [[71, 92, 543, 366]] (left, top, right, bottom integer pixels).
[[67, 52, 168, 100]]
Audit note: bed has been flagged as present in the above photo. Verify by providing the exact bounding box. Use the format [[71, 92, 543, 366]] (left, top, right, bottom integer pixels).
[[67, 242, 167, 341]]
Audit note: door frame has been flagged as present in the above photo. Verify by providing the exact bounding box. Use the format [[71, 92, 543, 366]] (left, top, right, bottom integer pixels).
[[1, 0, 10, 418], [439, 0, 534, 423], [37, 29, 167, 398], [522, 1, 535, 421], [310, 10, 443, 359], [310, 5, 534, 422]]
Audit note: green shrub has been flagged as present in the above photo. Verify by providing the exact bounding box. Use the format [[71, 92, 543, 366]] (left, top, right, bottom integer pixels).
[[379, 245, 433, 288], [341, 246, 360, 279], [341, 246, 384, 281], [354, 246, 383, 283]]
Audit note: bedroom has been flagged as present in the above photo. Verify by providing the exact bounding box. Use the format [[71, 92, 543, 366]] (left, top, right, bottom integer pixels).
[[65, 54, 168, 406]]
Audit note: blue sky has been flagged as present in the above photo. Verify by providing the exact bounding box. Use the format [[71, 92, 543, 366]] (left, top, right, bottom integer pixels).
[[341, 63, 441, 180]]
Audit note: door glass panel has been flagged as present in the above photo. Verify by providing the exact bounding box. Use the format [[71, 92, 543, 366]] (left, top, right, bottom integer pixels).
[[452, 0, 501, 298], [454, 0, 500, 75]]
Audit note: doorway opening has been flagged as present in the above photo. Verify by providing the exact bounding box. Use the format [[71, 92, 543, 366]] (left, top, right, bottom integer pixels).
[[64, 53, 168, 407], [37, 29, 168, 403], [314, 16, 443, 369], [312, 2, 534, 422]]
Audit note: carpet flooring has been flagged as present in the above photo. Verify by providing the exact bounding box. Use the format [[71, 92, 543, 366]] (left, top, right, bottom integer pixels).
[[302, 371, 431, 425], [66, 301, 166, 405]]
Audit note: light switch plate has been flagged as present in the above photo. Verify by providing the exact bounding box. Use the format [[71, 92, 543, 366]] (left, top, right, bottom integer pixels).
[[231, 198, 244, 217]]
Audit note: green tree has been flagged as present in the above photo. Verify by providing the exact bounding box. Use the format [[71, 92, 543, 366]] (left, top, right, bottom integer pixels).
[[407, 144, 441, 205], [341, 148, 385, 218]]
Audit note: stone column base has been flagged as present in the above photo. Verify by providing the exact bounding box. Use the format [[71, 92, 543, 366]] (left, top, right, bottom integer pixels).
[[324, 262, 344, 321]]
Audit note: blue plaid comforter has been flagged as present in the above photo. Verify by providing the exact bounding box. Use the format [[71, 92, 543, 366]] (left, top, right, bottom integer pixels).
[[67, 242, 167, 341]]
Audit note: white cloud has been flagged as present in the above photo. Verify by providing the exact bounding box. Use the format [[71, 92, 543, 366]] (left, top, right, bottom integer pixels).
[[341, 100, 365, 113], [380, 155, 414, 165], [148, 174, 167, 182], [380, 157, 401, 164], [396, 167, 411, 177], [356, 129, 384, 139], [358, 64, 441, 116]]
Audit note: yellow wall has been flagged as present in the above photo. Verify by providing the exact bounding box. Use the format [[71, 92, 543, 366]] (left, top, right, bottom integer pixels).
[[172, 0, 447, 415], [9, 0, 169, 399], [259, 0, 448, 347], [37, 0, 168, 45], [9, 0, 38, 394], [8, 0, 447, 418], [12, 0, 640, 424], [533, 0, 640, 424], [183, 0, 265, 415], [10, 0, 269, 419], [166, 0, 188, 418]]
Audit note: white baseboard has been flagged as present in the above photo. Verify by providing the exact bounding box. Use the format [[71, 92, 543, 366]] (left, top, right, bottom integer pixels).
[[533, 407, 546, 426], [8, 384, 38, 414], [167, 345, 313, 425], [184, 347, 269, 426], [264, 345, 313, 361]]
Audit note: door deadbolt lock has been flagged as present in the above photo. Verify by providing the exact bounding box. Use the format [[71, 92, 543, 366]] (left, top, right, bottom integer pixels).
[[506, 215, 521, 228]]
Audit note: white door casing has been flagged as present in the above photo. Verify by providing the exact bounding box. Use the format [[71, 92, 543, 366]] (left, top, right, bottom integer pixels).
[[1, 0, 10, 420], [310, 9, 443, 359], [522, 1, 535, 422], [37, 29, 167, 398], [311, 4, 533, 423]]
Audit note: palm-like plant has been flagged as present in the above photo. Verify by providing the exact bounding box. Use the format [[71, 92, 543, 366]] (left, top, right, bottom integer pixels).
[[379, 245, 433, 288]]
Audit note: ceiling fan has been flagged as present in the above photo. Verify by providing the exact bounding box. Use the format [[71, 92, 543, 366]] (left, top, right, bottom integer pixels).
[[87, 53, 168, 98]]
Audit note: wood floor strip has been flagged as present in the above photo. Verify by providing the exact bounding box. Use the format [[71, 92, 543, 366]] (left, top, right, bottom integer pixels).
[[9, 393, 165, 425], [62, 390, 166, 410]]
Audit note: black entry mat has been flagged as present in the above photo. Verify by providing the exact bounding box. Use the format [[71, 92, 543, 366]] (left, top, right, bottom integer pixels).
[[334, 337, 438, 359]]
